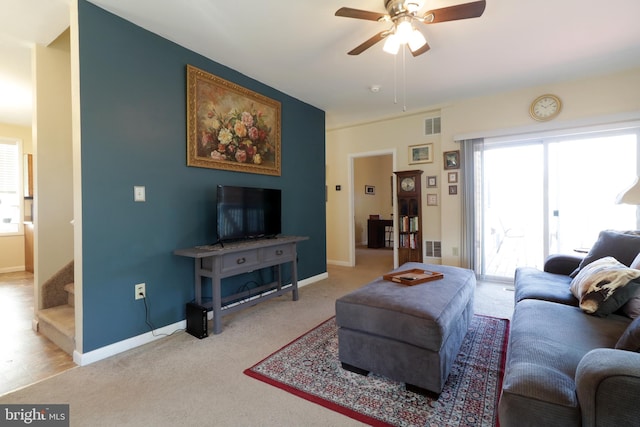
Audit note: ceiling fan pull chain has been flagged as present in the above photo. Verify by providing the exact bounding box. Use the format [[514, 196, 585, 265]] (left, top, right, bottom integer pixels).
[[393, 51, 398, 105], [402, 47, 407, 112]]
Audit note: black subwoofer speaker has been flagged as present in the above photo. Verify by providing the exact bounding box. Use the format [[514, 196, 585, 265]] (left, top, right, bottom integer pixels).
[[186, 302, 208, 339]]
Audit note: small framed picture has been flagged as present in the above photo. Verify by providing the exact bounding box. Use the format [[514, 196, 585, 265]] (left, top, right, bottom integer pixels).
[[427, 193, 438, 206], [427, 176, 437, 188], [409, 143, 434, 164], [365, 185, 375, 195], [444, 150, 460, 170], [449, 185, 458, 195], [448, 172, 458, 184]]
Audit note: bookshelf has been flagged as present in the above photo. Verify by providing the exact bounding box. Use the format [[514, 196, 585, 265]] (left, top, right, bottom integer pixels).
[[394, 170, 423, 265]]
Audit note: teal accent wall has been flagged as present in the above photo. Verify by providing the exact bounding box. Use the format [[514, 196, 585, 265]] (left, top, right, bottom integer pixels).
[[78, 1, 326, 352]]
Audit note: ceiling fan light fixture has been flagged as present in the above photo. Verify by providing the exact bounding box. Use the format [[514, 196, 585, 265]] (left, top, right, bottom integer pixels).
[[383, 34, 400, 54], [408, 29, 427, 52], [336, 0, 487, 56], [395, 18, 413, 44]]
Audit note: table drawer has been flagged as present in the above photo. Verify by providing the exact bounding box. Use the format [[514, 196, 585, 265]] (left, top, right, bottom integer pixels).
[[262, 244, 293, 263], [220, 250, 259, 274]]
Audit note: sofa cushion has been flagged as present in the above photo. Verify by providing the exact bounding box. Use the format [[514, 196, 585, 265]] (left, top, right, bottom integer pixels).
[[499, 299, 630, 426], [622, 291, 640, 319], [514, 266, 577, 306], [569, 257, 640, 315], [544, 253, 584, 276], [620, 253, 640, 318], [572, 230, 640, 277], [616, 316, 640, 352]]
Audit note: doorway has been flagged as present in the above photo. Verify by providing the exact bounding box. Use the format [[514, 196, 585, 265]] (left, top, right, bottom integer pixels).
[[350, 151, 396, 267]]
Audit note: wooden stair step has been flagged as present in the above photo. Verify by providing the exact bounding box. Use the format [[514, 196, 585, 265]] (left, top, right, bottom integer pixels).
[[64, 282, 74, 307], [38, 305, 75, 355]]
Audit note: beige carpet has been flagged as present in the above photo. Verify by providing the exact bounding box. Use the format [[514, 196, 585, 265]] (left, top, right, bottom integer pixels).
[[0, 250, 514, 426]]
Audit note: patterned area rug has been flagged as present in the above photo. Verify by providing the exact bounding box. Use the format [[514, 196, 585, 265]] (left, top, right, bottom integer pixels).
[[245, 315, 509, 427]]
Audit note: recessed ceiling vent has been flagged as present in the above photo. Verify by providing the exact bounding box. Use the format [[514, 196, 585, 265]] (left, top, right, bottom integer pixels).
[[425, 117, 441, 135]]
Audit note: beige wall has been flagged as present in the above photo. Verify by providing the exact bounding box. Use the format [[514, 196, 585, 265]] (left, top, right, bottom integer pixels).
[[33, 28, 73, 303], [327, 113, 441, 266], [327, 67, 640, 267], [0, 123, 32, 272]]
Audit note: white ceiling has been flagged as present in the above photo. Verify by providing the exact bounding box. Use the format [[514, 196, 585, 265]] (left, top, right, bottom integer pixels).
[[2, 0, 640, 129]]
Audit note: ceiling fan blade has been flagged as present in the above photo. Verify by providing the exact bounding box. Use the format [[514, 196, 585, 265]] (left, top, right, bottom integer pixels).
[[347, 31, 388, 55], [335, 7, 387, 22], [423, 0, 486, 23], [410, 42, 431, 57]]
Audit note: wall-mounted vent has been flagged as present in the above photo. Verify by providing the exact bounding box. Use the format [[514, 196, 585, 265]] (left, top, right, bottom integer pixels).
[[424, 117, 441, 135], [425, 241, 442, 258]]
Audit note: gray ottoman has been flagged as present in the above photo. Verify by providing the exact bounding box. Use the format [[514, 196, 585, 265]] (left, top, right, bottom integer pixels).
[[335, 262, 476, 395]]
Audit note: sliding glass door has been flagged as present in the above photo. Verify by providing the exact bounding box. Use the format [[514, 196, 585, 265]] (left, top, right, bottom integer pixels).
[[481, 142, 544, 278], [475, 128, 639, 280]]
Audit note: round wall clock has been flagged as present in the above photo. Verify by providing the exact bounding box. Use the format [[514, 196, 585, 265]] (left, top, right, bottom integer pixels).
[[529, 94, 562, 122]]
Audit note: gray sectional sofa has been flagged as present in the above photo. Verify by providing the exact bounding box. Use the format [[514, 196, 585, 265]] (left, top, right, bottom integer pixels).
[[499, 230, 640, 427]]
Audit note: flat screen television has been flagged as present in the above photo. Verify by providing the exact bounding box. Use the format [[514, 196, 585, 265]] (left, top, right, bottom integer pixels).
[[216, 185, 282, 243]]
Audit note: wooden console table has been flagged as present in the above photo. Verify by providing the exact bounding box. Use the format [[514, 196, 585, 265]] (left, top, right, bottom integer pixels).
[[174, 235, 308, 334]]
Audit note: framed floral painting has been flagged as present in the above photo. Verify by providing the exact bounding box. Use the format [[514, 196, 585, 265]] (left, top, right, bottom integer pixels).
[[186, 65, 281, 175]]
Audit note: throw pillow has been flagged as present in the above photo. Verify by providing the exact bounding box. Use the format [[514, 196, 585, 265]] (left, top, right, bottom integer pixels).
[[630, 252, 640, 269], [622, 253, 640, 318], [569, 256, 640, 315], [615, 316, 640, 352], [570, 230, 640, 278]]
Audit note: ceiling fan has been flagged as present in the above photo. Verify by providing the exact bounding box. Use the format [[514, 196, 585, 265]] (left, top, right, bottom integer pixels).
[[335, 0, 486, 56]]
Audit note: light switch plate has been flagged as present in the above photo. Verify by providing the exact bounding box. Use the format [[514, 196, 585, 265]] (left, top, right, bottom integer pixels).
[[134, 186, 145, 202]]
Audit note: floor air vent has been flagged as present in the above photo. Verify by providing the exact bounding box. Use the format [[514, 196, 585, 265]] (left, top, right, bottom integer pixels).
[[425, 241, 442, 258]]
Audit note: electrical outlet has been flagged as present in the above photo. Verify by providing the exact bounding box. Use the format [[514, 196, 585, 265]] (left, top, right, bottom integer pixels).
[[135, 283, 146, 300]]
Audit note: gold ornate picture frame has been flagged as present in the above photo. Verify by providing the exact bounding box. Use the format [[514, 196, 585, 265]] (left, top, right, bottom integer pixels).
[[409, 143, 434, 164], [186, 65, 281, 176]]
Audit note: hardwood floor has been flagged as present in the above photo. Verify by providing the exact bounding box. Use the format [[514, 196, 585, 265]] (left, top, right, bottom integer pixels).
[[0, 271, 76, 396]]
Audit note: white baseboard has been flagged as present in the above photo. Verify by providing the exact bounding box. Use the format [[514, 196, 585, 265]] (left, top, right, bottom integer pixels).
[[73, 270, 329, 366], [327, 259, 352, 267], [73, 320, 187, 366], [205, 271, 329, 319], [0, 266, 26, 273], [299, 271, 328, 286]]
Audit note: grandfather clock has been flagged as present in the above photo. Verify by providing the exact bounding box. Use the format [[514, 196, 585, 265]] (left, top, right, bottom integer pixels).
[[394, 170, 423, 265]]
